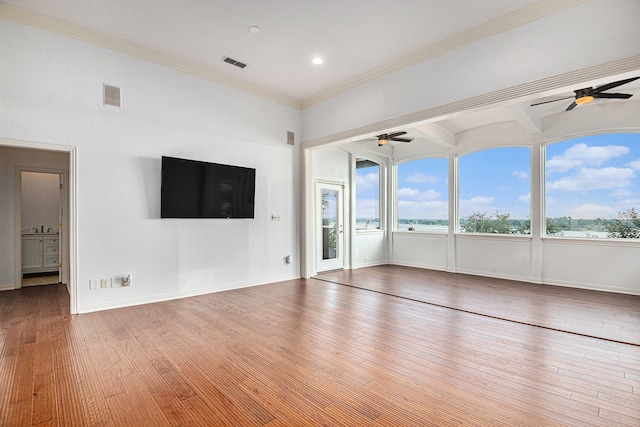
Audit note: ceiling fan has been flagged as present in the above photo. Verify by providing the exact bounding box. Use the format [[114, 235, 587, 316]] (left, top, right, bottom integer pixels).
[[375, 131, 414, 146], [531, 76, 639, 111]]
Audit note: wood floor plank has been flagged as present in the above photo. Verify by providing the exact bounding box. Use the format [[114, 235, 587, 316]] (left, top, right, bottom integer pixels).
[[1, 269, 640, 426]]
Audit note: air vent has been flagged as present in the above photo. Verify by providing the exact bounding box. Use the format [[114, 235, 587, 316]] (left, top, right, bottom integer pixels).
[[222, 56, 247, 69], [103, 84, 121, 107]]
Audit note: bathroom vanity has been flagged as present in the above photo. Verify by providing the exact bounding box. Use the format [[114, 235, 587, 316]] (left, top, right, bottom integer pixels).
[[22, 233, 59, 275]]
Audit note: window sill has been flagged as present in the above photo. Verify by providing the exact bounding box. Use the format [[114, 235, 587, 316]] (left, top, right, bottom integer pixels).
[[394, 231, 448, 237], [542, 236, 640, 247], [455, 233, 532, 242], [355, 229, 384, 234]]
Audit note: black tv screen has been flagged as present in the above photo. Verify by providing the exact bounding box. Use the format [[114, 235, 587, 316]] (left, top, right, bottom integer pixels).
[[161, 156, 255, 219]]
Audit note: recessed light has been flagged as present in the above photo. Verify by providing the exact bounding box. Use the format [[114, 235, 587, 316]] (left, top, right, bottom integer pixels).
[[248, 26, 261, 34], [312, 57, 324, 65]]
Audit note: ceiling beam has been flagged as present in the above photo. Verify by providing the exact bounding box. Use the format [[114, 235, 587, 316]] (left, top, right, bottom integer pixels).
[[413, 123, 456, 147], [506, 102, 542, 134]]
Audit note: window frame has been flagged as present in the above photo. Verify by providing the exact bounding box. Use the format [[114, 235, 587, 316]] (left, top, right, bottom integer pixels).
[[456, 145, 532, 236], [354, 157, 383, 233], [542, 132, 640, 240], [395, 156, 450, 234]]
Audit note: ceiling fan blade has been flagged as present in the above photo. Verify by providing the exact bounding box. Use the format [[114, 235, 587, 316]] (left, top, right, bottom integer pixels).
[[530, 96, 574, 106], [566, 101, 577, 111], [387, 131, 407, 138], [391, 137, 414, 143], [593, 92, 633, 99], [592, 76, 639, 94]]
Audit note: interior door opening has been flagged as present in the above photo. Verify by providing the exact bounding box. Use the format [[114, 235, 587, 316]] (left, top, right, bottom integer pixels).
[[20, 171, 62, 287]]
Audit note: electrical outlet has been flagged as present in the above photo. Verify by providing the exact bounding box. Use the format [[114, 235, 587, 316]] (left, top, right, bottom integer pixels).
[[90, 279, 98, 290], [101, 278, 108, 288], [111, 276, 123, 288], [271, 214, 281, 221]]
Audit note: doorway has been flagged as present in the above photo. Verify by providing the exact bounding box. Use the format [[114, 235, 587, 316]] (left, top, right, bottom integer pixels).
[[316, 182, 344, 272], [1, 139, 77, 313], [20, 171, 62, 287]]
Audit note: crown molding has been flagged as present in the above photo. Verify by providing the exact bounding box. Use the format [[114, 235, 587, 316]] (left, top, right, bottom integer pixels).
[[0, 3, 303, 110], [302, 55, 640, 149], [2, 1, 589, 112], [300, 0, 589, 109]]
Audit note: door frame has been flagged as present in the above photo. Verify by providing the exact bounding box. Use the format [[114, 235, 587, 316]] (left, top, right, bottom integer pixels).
[[4, 138, 78, 314], [315, 181, 345, 273]]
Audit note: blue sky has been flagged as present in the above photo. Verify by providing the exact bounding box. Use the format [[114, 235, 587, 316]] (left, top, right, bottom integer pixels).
[[356, 133, 640, 221], [396, 157, 449, 220], [546, 133, 640, 219], [355, 163, 380, 218], [458, 147, 530, 220]]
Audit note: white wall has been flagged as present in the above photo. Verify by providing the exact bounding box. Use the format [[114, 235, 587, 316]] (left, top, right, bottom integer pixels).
[[391, 232, 448, 271], [1, 20, 301, 312]]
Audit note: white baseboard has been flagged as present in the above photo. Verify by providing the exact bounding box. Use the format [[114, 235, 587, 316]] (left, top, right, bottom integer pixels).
[[453, 267, 536, 284], [389, 263, 640, 296], [350, 260, 387, 270], [77, 274, 302, 314], [0, 283, 16, 291], [388, 261, 447, 272], [540, 278, 640, 296]]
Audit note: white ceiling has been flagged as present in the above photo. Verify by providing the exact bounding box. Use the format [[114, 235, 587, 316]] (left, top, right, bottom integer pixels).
[[2, 0, 539, 101], [2, 0, 639, 146]]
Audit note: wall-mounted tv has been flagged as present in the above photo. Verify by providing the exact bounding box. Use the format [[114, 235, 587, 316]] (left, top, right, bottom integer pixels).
[[161, 156, 255, 219]]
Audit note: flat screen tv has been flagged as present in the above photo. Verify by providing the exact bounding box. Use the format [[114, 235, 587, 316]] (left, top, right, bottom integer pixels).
[[161, 156, 255, 219]]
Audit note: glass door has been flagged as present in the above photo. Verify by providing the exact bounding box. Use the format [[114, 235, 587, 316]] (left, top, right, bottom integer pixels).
[[317, 183, 344, 272]]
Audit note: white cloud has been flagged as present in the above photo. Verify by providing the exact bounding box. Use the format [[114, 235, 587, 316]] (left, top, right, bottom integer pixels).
[[406, 173, 440, 184], [546, 167, 635, 192], [465, 196, 495, 205], [628, 158, 640, 170], [355, 198, 379, 218], [546, 143, 629, 173], [519, 192, 531, 203], [611, 189, 634, 198], [398, 188, 420, 198], [513, 170, 529, 179], [616, 198, 640, 208], [569, 204, 615, 219], [398, 187, 440, 201], [355, 171, 378, 190]]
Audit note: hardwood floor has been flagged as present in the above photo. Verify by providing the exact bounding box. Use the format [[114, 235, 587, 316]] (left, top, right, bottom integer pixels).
[[317, 266, 640, 346], [21, 274, 60, 287], [1, 267, 639, 426]]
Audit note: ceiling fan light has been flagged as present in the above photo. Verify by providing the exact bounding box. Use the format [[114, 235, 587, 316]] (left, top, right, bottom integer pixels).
[[378, 138, 388, 146], [575, 95, 594, 105]]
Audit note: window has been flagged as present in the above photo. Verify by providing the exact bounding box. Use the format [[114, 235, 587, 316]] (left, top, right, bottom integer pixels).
[[545, 133, 640, 238], [355, 158, 380, 230], [458, 147, 531, 234], [397, 158, 448, 232]]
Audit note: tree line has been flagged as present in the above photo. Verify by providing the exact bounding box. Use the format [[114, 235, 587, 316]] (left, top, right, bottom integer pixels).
[[459, 208, 640, 238]]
